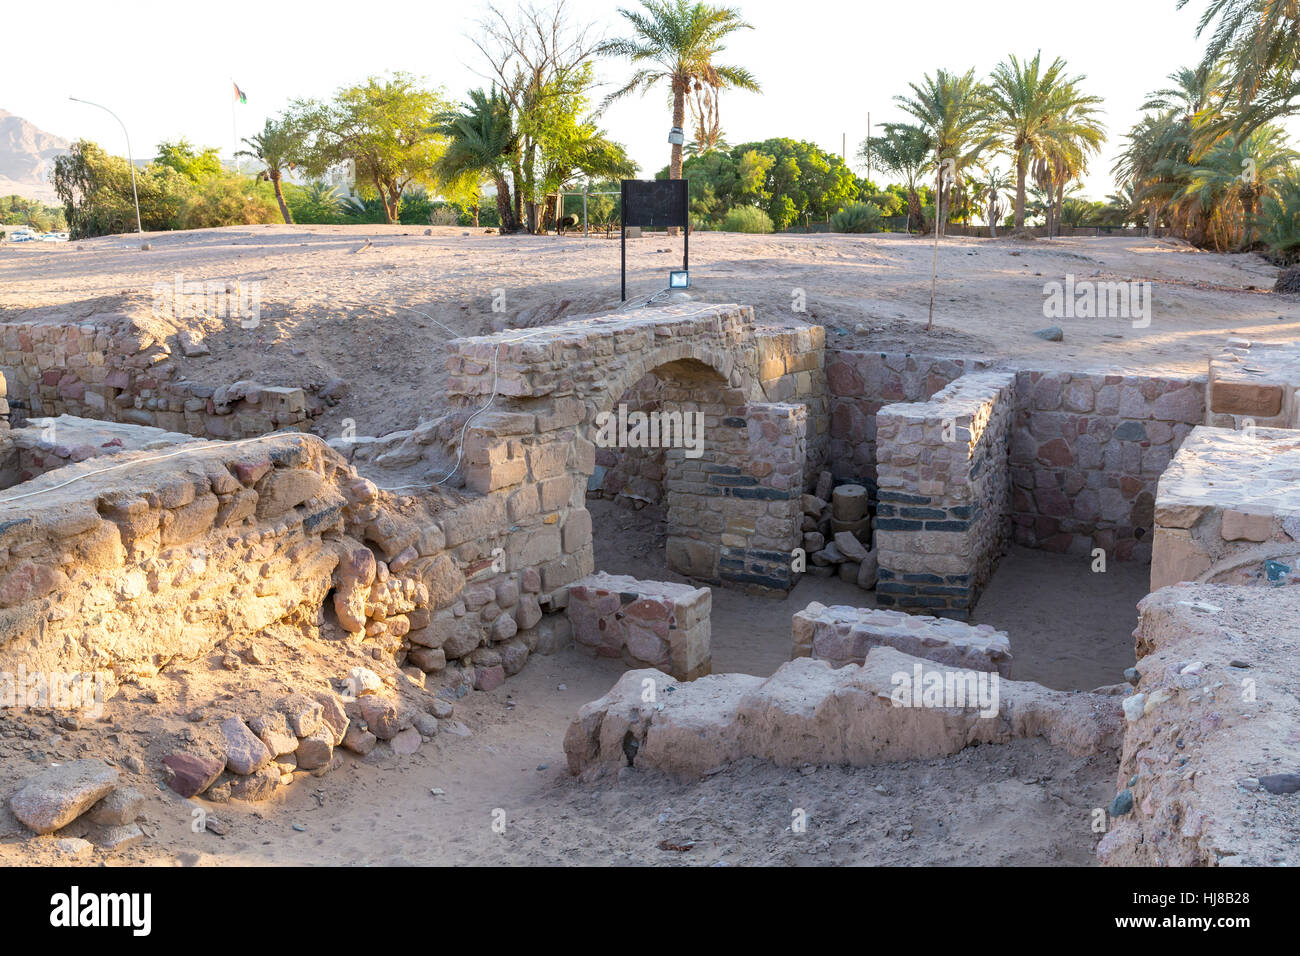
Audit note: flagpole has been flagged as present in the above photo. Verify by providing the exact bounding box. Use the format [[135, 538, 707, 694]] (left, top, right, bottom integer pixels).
[[230, 78, 237, 171]]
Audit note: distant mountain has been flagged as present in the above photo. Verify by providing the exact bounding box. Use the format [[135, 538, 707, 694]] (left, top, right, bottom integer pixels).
[[0, 110, 70, 203]]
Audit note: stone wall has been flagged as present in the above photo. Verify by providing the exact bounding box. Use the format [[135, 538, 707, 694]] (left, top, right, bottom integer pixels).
[[1151, 426, 1300, 591], [590, 373, 665, 506], [449, 305, 813, 595], [1206, 339, 1300, 429], [1098, 583, 1300, 866], [1010, 370, 1205, 560], [827, 350, 990, 490], [665, 400, 806, 592], [3, 415, 195, 488], [565, 649, 1121, 779], [0, 429, 573, 694], [0, 317, 311, 439], [567, 572, 711, 680], [874, 372, 1014, 618], [792, 601, 1012, 675]]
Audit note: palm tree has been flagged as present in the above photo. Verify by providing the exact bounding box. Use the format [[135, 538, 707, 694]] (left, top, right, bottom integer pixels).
[[434, 88, 519, 233], [894, 68, 993, 235], [860, 123, 931, 233], [973, 165, 1012, 236], [602, 0, 760, 187], [1178, 0, 1300, 119], [1035, 83, 1106, 237], [236, 117, 299, 225], [1176, 125, 1298, 249], [984, 52, 1084, 229]]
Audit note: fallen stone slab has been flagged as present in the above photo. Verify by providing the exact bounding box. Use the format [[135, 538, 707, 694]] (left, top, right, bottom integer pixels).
[[792, 602, 1013, 675], [565, 647, 1120, 779], [9, 759, 119, 834]]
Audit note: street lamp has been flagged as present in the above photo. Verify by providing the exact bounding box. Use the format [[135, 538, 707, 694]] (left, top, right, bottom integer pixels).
[[668, 126, 684, 146], [69, 96, 143, 238]]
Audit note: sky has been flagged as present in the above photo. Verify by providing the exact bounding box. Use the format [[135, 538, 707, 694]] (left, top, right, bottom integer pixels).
[[7, 0, 1297, 200]]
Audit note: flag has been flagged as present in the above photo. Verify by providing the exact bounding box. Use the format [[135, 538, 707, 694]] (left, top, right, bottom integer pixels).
[[233, 82, 247, 104]]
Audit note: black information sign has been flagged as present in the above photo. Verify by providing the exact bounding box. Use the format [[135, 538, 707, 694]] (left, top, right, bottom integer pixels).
[[620, 178, 689, 301]]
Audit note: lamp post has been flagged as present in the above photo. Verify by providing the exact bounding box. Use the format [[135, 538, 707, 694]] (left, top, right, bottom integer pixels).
[[69, 96, 143, 237]]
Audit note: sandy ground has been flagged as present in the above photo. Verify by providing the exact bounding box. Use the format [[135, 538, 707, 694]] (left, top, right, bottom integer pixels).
[[0, 497, 1133, 867], [1, 225, 1296, 441], [0, 225, 1180, 866]]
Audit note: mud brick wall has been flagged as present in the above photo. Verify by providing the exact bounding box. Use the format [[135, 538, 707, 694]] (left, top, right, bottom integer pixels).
[[791, 601, 1012, 675], [566, 572, 711, 680], [1010, 370, 1205, 561], [826, 350, 991, 491], [1150, 426, 1300, 592], [0, 319, 310, 439], [664, 401, 806, 592], [874, 372, 1014, 618]]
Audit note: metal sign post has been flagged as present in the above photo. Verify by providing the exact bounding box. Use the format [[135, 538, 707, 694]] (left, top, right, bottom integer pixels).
[[620, 179, 689, 302]]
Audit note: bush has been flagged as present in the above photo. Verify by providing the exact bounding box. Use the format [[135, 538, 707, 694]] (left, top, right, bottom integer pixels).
[[830, 202, 884, 233], [859, 191, 902, 217], [177, 173, 280, 229], [720, 205, 774, 234], [1261, 172, 1300, 261]]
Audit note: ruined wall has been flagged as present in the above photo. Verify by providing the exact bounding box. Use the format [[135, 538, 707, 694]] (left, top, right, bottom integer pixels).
[[0, 317, 310, 439], [590, 373, 665, 506], [826, 350, 990, 489], [567, 572, 711, 680], [874, 372, 1014, 618], [1010, 370, 1205, 560], [1098, 584, 1300, 867], [1151, 426, 1300, 591], [791, 601, 1012, 674], [0, 427, 577, 694]]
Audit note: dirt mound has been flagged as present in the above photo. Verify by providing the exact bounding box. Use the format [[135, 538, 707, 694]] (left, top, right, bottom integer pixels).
[[1275, 265, 1300, 295]]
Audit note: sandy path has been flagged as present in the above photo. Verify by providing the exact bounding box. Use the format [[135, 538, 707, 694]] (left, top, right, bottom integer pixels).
[[2, 226, 1296, 440]]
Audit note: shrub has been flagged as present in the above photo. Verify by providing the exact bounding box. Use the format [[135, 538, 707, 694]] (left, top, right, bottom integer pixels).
[[720, 205, 774, 234], [859, 191, 902, 217], [177, 173, 280, 229], [830, 202, 884, 233], [1261, 172, 1300, 261]]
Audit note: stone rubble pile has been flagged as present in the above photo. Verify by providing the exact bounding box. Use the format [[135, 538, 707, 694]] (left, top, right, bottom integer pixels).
[[800, 471, 878, 590]]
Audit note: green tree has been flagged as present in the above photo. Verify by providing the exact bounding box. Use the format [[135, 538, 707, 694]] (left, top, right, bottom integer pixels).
[[860, 123, 931, 232], [984, 52, 1078, 228], [435, 88, 519, 233], [53, 139, 191, 238], [236, 117, 301, 224], [295, 73, 450, 223], [154, 139, 223, 181], [895, 68, 993, 233], [1179, 0, 1300, 132], [602, 0, 760, 202]]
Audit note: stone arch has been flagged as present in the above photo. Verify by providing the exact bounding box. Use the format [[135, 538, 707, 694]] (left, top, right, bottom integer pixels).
[[446, 304, 810, 593]]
